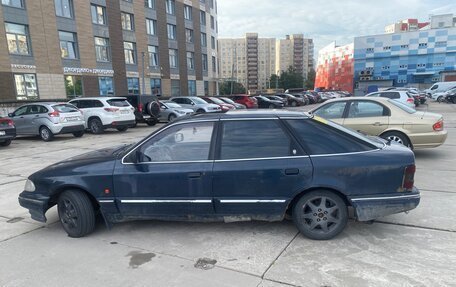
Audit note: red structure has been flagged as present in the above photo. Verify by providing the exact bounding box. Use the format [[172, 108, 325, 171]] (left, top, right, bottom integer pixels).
[[315, 42, 354, 93]]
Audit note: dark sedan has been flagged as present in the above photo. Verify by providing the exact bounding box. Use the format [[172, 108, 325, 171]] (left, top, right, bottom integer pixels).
[[0, 117, 16, 147], [254, 96, 284, 109], [18, 111, 419, 240]]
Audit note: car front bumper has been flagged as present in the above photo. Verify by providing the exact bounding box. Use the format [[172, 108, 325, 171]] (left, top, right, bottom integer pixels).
[[350, 187, 420, 221], [18, 191, 51, 223]]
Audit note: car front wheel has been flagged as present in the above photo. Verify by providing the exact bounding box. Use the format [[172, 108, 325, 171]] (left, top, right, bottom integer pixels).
[[58, 190, 96, 238], [0, 139, 11, 146], [73, 131, 84, 138], [293, 190, 348, 240], [168, 114, 177, 122]]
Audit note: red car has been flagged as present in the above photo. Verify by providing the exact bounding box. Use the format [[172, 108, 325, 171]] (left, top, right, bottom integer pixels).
[[201, 97, 235, 112], [229, 94, 258, 109]]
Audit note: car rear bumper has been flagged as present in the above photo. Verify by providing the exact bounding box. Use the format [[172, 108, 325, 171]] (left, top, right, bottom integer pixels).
[[350, 188, 420, 221], [409, 130, 447, 149], [104, 120, 136, 129], [58, 125, 85, 134], [18, 191, 51, 223]]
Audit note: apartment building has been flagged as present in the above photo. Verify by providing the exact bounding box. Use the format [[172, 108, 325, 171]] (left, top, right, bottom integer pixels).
[[0, 0, 219, 101], [276, 34, 314, 79]]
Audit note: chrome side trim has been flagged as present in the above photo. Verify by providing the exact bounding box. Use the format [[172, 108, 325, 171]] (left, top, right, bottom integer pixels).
[[120, 199, 212, 203], [219, 199, 287, 203], [351, 194, 420, 202], [310, 149, 381, 158], [215, 155, 309, 162], [98, 200, 114, 203]]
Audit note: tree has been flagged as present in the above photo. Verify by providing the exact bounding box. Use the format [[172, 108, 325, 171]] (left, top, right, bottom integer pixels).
[[305, 69, 316, 90], [269, 66, 305, 90], [219, 81, 246, 95]]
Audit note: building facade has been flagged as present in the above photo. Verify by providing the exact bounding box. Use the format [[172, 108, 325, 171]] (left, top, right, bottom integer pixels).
[[218, 33, 313, 93], [0, 0, 219, 102], [385, 19, 429, 34]]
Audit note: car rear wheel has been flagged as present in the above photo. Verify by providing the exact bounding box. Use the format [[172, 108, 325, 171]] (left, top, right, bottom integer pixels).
[[146, 120, 157, 126], [58, 190, 96, 238], [381, 131, 411, 148], [39, 126, 54, 142], [437, 96, 444, 103], [291, 101, 297, 107], [89, 118, 104, 134], [268, 104, 275, 109], [72, 131, 84, 138], [0, 139, 11, 146], [196, 109, 205, 113], [293, 190, 348, 240], [116, 126, 128, 132], [168, 114, 177, 122]]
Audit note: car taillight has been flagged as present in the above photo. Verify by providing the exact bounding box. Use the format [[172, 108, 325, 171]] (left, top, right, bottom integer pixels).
[[0, 119, 14, 126], [138, 103, 143, 113], [433, 119, 444, 131], [104, 108, 119, 112], [402, 164, 415, 191], [48, 111, 60, 117], [407, 98, 414, 103]]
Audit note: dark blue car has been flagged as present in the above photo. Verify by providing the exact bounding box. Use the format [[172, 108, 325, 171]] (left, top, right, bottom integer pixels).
[[18, 111, 420, 240]]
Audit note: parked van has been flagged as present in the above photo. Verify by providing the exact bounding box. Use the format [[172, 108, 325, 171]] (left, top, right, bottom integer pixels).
[[426, 82, 456, 96]]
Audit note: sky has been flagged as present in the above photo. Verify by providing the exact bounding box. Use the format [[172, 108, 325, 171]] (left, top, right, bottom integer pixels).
[[217, 0, 456, 53]]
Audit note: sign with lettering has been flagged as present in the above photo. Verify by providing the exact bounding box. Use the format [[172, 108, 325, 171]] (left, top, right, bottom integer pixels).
[[11, 64, 36, 70], [63, 67, 114, 75]]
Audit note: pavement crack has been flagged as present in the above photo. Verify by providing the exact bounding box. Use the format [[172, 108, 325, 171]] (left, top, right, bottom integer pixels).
[[261, 231, 300, 280], [375, 221, 455, 233]]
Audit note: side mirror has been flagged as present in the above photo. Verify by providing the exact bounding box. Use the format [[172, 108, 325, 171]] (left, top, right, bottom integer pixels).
[[175, 133, 184, 143], [8, 113, 13, 117], [191, 102, 195, 106]]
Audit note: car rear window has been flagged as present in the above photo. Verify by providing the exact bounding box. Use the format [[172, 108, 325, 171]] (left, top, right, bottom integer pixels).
[[287, 118, 379, 155], [52, 104, 78, 113], [388, 99, 416, 114], [107, 99, 130, 107]]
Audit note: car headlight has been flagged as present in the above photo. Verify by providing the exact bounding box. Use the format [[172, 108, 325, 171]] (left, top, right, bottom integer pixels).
[[24, 179, 35, 192]]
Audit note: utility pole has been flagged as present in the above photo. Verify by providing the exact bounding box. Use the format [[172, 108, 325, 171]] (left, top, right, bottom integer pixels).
[[141, 51, 146, 95]]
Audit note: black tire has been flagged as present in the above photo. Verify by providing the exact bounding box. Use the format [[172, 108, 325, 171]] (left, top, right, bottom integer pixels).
[[268, 104, 275, 109], [291, 101, 297, 107], [57, 190, 96, 238], [293, 190, 348, 240], [0, 139, 11, 146], [116, 126, 128, 132], [89, 118, 104, 134], [39, 126, 54, 142], [168, 114, 177, 122], [196, 109, 205, 113], [146, 120, 157, 126], [381, 131, 411, 148], [72, 131, 84, 138], [452, 97, 456, 104], [437, 96, 444, 103]]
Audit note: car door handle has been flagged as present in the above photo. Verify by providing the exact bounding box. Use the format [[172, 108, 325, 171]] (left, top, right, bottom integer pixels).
[[373, 122, 382, 126], [188, 172, 202, 178], [285, 168, 299, 175]]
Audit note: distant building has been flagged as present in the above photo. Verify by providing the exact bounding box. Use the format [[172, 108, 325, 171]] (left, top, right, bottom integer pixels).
[[315, 42, 354, 92], [276, 34, 314, 79], [385, 19, 429, 34]]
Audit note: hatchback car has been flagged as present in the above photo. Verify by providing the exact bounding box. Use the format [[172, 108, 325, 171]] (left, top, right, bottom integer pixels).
[[0, 117, 16, 146], [201, 96, 235, 112], [8, 103, 85, 141], [19, 111, 419, 240], [310, 97, 447, 149], [229, 94, 258, 109], [69, 97, 135, 134], [366, 90, 415, 108], [170, 97, 221, 113], [159, 101, 194, 122], [254, 96, 285, 109], [219, 97, 246, 109]]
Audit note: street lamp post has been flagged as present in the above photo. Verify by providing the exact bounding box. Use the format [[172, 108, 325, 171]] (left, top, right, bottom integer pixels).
[[141, 51, 146, 95]]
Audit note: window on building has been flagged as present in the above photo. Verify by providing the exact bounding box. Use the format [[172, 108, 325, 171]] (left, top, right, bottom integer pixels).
[[54, 0, 73, 18], [418, 43, 427, 48], [145, 0, 155, 9], [435, 41, 447, 47], [5, 23, 30, 55], [400, 44, 409, 49], [59, 31, 78, 59], [148, 45, 159, 68], [204, 80, 209, 96], [150, 78, 161, 96], [127, 77, 140, 94], [200, 11, 206, 25], [210, 15, 215, 29], [383, 46, 391, 50], [95, 37, 110, 62], [187, 52, 194, 70], [165, 0, 175, 15], [124, 41, 136, 64], [2, 0, 23, 8], [212, 56, 216, 72], [171, 80, 180, 97], [169, 49, 178, 68], [188, 80, 196, 97], [366, 48, 374, 53], [202, 53, 208, 71], [210, 0, 214, 8], [201, 32, 207, 47], [14, 73, 38, 100], [121, 12, 134, 30], [185, 28, 194, 43], [146, 19, 156, 35], [91, 5, 106, 25], [99, 76, 114, 95], [399, 64, 408, 69], [64, 75, 83, 98], [184, 5, 192, 20], [167, 24, 177, 40], [211, 36, 215, 49], [417, 63, 426, 68]]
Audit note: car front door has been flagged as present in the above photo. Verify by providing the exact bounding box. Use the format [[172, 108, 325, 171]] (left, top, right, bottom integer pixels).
[[113, 121, 216, 217], [212, 119, 313, 217], [343, 100, 390, 136]]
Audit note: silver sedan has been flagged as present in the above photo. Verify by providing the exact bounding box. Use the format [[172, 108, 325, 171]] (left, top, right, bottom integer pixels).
[[159, 101, 194, 122]]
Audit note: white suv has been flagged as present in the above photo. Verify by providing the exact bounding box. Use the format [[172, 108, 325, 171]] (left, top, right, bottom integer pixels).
[[69, 97, 135, 134], [365, 90, 415, 109]]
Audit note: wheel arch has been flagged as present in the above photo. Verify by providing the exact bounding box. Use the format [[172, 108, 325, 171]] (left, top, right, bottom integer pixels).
[[87, 115, 102, 124], [379, 129, 413, 149], [49, 184, 100, 211]]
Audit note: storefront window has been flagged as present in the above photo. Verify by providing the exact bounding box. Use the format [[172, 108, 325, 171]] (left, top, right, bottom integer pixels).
[[188, 80, 196, 97], [204, 81, 209, 96], [65, 75, 83, 98], [14, 73, 38, 100], [99, 76, 114, 96], [150, 78, 161, 96], [127, 77, 140, 95], [171, 80, 180, 97]]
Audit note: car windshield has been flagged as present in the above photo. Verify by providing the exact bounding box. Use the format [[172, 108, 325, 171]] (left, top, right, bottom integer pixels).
[[257, 96, 268, 100], [209, 97, 224, 104], [221, 97, 236, 104], [388, 99, 417, 114], [52, 104, 78, 113], [164, 102, 181, 108], [107, 99, 130, 107], [192, 97, 208, 104]]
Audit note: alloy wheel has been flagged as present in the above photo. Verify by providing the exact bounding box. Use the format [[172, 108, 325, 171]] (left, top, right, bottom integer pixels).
[[299, 196, 342, 234]]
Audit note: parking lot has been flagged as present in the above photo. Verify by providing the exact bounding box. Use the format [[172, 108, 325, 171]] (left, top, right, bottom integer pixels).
[[1, 101, 455, 287]]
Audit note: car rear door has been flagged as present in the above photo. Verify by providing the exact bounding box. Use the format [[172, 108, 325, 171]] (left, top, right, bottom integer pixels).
[[312, 101, 348, 125], [212, 118, 313, 217], [342, 100, 390, 136]]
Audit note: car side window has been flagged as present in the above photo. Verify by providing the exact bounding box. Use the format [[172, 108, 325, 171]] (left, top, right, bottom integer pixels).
[[287, 119, 373, 155], [347, 101, 388, 118], [172, 98, 183, 104], [220, 120, 292, 160], [27, 105, 41, 114], [14, 106, 28, 116], [430, 85, 438, 90], [93, 100, 104, 108], [138, 122, 214, 162], [380, 92, 399, 99], [367, 93, 380, 97], [313, 102, 347, 119], [38, 105, 48, 113], [70, 100, 79, 108]]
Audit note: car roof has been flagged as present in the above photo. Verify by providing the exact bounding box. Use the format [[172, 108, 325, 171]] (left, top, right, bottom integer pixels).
[[321, 96, 392, 103], [69, 97, 126, 100], [174, 110, 310, 123], [17, 102, 69, 107]]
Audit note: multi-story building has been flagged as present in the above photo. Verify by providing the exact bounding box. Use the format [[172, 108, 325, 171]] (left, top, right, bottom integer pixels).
[[354, 14, 456, 91], [385, 19, 429, 34], [218, 33, 313, 93], [276, 34, 314, 79], [315, 42, 354, 92], [0, 0, 219, 102]]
